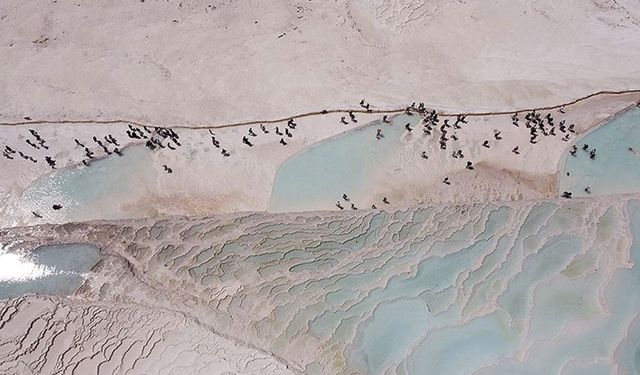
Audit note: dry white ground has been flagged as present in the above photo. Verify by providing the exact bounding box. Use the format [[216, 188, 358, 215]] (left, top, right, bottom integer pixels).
[[0, 0, 639, 126]]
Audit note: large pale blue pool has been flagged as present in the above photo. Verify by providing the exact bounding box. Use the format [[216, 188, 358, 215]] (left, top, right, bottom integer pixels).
[[17, 145, 157, 222], [269, 114, 419, 212], [559, 107, 640, 197]]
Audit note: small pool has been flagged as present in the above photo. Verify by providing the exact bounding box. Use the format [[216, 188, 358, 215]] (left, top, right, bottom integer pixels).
[[0, 243, 102, 299], [559, 108, 640, 197], [16, 145, 157, 222], [269, 114, 419, 212]]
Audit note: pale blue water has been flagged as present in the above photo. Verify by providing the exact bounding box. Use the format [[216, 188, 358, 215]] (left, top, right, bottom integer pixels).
[[0, 243, 102, 299], [334, 207, 514, 372], [17, 146, 157, 221], [559, 108, 640, 197], [269, 114, 419, 212], [406, 311, 514, 375], [349, 298, 432, 373], [483, 200, 640, 375], [291, 200, 640, 374]]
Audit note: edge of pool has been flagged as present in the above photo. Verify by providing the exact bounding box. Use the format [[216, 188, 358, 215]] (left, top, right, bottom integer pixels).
[[266, 113, 409, 212], [554, 103, 640, 197]]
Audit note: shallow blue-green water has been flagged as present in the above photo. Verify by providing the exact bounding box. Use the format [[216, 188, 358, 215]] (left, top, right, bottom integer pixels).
[[269, 114, 418, 212], [0, 243, 102, 299], [297, 201, 640, 374], [17, 146, 156, 221], [559, 108, 640, 197]]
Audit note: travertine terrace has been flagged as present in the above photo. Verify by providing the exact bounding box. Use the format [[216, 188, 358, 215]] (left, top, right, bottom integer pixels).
[[2, 196, 640, 373]]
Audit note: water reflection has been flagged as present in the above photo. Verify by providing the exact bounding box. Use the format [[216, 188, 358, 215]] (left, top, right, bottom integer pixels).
[[0, 243, 102, 299]]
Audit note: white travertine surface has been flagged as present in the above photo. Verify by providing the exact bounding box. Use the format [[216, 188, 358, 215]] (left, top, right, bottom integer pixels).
[[1, 1, 639, 125], [2, 196, 640, 374]]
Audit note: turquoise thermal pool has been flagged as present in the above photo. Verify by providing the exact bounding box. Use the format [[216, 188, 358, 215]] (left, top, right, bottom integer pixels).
[[559, 107, 640, 197], [0, 243, 102, 300], [269, 114, 419, 212], [16, 146, 157, 222]]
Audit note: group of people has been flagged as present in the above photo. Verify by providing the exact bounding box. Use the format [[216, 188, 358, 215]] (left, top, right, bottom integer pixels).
[[3, 98, 608, 218], [516, 111, 575, 145], [2, 129, 72, 215], [564, 143, 599, 197], [209, 130, 231, 157], [569, 144, 597, 160], [75, 132, 123, 167], [335, 193, 390, 210], [341, 111, 358, 125], [125, 124, 184, 172], [361, 101, 583, 200], [242, 118, 298, 148], [2, 129, 50, 165]]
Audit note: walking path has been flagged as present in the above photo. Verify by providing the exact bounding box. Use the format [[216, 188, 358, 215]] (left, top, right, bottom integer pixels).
[[0, 89, 638, 130]]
